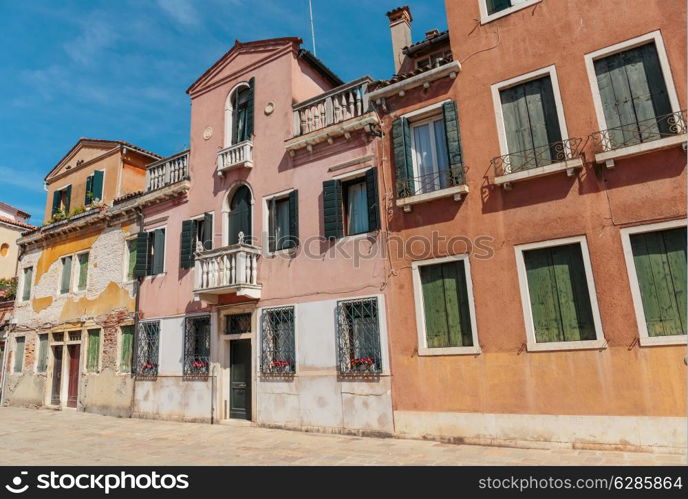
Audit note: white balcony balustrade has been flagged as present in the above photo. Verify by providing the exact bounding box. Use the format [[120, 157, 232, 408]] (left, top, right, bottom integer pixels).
[[193, 243, 261, 300], [216, 140, 253, 175], [146, 150, 189, 191]]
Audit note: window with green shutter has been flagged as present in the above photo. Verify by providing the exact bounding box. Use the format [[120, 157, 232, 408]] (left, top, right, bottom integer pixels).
[[594, 42, 674, 149], [51, 185, 72, 216], [14, 336, 25, 373], [523, 243, 597, 343], [60, 256, 72, 294], [85, 174, 94, 205], [181, 213, 215, 268], [22, 267, 33, 301], [323, 170, 379, 239], [120, 325, 134, 373], [500, 75, 563, 171], [419, 259, 474, 348], [126, 239, 137, 280], [630, 227, 686, 337], [268, 191, 298, 252], [36, 334, 49, 372], [77, 252, 89, 291], [87, 329, 101, 372]]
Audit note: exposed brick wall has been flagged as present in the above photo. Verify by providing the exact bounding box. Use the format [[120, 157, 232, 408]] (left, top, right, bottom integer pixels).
[[23, 332, 36, 373]]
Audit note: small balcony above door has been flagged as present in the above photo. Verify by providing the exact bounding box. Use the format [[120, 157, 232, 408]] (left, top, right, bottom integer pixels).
[[194, 243, 261, 302], [217, 140, 253, 175]]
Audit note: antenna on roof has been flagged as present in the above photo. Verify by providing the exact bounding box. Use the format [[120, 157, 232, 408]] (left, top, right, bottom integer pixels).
[[308, 0, 317, 56]]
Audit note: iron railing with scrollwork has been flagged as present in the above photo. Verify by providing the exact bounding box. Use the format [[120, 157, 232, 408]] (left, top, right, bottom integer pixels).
[[591, 110, 687, 153], [183, 315, 210, 377], [335, 298, 382, 376], [260, 307, 296, 375], [396, 165, 466, 198], [136, 321, 160, 377], [491, 138, 584, 177]]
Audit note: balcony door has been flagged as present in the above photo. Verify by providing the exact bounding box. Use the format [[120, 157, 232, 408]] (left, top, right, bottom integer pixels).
[[228, 185, 252, 245]]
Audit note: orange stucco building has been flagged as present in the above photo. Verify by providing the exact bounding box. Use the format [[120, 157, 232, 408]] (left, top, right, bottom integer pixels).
[[371, 1, 686, 452]]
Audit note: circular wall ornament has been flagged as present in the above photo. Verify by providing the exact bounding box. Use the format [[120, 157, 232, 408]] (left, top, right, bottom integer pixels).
[[264, 102, 275, 115], [203, 127, 213, 140]]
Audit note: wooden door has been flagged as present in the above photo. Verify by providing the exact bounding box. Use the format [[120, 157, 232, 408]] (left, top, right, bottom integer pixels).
[[51, 346, 63, 405], [228, 186, 252, 244], [229, 339, 251, 420], [67, 345, 80, 408]]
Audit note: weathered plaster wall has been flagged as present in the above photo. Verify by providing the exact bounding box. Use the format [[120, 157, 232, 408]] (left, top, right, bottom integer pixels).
[[0, 223, 23, 280]]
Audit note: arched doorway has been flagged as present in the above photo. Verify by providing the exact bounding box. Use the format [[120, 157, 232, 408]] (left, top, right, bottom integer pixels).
[[228, 185, 252, 245]]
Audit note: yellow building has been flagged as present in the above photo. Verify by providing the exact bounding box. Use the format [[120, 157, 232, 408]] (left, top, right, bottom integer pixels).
[[0, 202, 35, 281]]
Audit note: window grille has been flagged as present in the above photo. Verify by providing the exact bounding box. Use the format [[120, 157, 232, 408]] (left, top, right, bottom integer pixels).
[[183, 316, 211, 376], [136, 321, 160, 377], [226, 313, 252, 335], [336, 298, 382, 375], [260, 307, 295, 375]]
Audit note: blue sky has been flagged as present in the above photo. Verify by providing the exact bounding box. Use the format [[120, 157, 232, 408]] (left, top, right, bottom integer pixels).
[[0, 0, 446, 221]]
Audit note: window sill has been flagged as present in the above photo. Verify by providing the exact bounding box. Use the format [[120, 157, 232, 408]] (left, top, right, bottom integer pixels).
[[639, 334, 687, 347], [495, 158, 583, 188], [594, 134, 687, 168], [527, 339, 607, 352], [418, 346, 480, 356], [396, 184, 469, 212], [337, 231, 377, 243], [481, 0, 542, 25]]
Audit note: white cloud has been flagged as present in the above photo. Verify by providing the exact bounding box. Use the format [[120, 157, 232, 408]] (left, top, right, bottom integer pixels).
[[157, 0, 200, 27], [63, 15, 118, 65], [0, 167, 46, 193]]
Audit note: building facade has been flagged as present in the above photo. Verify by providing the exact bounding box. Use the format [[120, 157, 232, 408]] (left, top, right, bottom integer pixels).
[[371, 1, 686, 452], [134, 38, 394, 433], [2, 139, 161, 414]]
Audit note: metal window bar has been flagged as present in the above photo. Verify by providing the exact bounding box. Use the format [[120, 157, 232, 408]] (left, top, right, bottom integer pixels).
[[260, 307, 295, 375], [136, 321, 160, 377], [226, 313, 252, 335], [335, 298, 382, 375], [591, 109, 687, 153], [397, 165, 466, 199], [491, 137, 583, 177], [183, 316, 211, 376]]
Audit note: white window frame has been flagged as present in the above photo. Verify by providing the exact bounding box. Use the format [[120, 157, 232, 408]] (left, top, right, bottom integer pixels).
[[409, 114, 448, 186], [262, 188, 295, 256], [224, 81, 251, 148], [332, 167, 376, 241], [492, 65, 571, 158], [412, 254, 481, 356], [20, 266, 33, 302], [74, 250, 90, 293], [142, 225, 168, 278], [584, 30, 681, 135], [620, 219, 688, 347], [514, 235, 606, 352], [479, 0, 542, 25]]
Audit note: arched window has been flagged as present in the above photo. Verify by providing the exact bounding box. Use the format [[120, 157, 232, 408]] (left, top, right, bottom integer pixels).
[[227, 185, 252, 245], [224, 79, 255, 147]]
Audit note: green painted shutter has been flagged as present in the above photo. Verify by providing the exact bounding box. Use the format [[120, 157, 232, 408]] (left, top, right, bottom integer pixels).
[[92, 170, 104, 202], [87, 329, 100, 372], [632, 228, 687, 337], [60, 256, 72, 293], [51, 190, 61, 216], [14, 337, 25, 372], [202, 213, 213, 251], [442, 101, 465, 183], [288, 190, 299, 248], [127, 239, 137, 279], [120, 325, 134, 372], [246, 77, 255, 138], [365, 168, 379, 231], [64, 185, 71, 213], [536, 77, 563, 162], [392, 117, 415, 197], [77, 253, 89, 290], [550, 245, 595, 341], [524, 248, 564, 343], [134, 232, 149, 278], [84, 175, 94, 205], [152, 229, 165, 275], [268, 198, 276, 252], [487, 0, 511, 14], [180, 220, 195, 269], [323, 180, 343, 239], [421, 264, 449, 347], [22, 267, 32, 301], [501, 85, 533, 169]]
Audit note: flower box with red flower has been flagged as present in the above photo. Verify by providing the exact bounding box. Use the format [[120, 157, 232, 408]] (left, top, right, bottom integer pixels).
[[268, 359, 292, 374], [350, 357, 376, 373]]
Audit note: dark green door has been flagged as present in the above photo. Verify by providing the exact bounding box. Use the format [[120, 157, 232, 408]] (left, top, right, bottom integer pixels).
[[229, 339, 251, 420], [228, 186, 252, 245]]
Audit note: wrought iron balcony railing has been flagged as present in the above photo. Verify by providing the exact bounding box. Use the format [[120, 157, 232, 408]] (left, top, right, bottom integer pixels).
[[146, 150, 189, 191], [216, 140, 253, 175], [194, 243, 261, 298], [491, 138, 583, 177], [591, 110, 687, 153], [292, 77, 372, 137], [396, 165, 466, 198]]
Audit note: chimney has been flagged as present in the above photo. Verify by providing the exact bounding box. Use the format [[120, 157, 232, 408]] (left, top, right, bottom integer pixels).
[[386, 6, 412, 74]]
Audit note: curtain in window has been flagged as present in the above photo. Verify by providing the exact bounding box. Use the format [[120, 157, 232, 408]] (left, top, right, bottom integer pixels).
[[413, 123, 434, 192], [347, 182, 368, 235], [433, 119, 450, 188]]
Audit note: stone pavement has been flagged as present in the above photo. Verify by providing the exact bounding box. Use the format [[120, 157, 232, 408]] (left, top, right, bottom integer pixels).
[[0, 407, 684, 466]]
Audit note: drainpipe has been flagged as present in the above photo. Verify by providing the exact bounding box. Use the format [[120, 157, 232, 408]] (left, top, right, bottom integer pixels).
[[129, 207, 144, 416], [210, 364, 216, 425], [0, 320, 11, 405]]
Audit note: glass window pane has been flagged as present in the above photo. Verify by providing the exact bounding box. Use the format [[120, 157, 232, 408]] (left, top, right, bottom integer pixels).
[[347, 182, 368, 235]]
